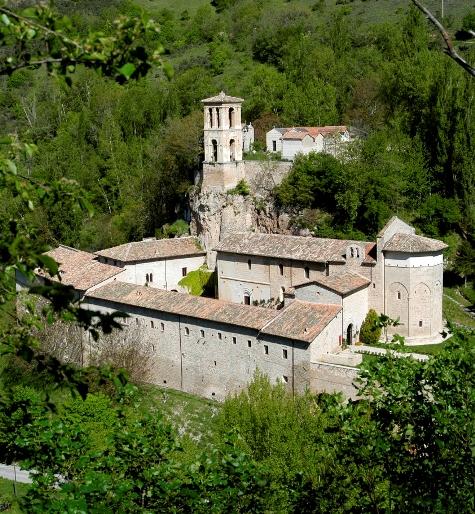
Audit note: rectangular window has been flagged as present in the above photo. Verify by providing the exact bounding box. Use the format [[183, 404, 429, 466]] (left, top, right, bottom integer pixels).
[[150, 321, 154, 329], [264, 345, 269, 355], [136, 318, 139, 325], [233, 337, 237, 344], [304, 267, 310, 279], [279, 263, 284, 276], [184, 327, 190, 336], [248, 340, 252, 348], [182, 267, 187, 277], [200, 329, 205, 337], [272, 140, 277, 151], [419, 320, 423, 327], [160, 322, 164, 332], [218, 332, 222, 340], [247, 259, 252, 270], [244, 294, 250, 305], [282, 349, 288, 359]]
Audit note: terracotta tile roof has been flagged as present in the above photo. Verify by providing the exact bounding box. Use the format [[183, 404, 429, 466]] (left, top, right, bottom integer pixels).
[[261, 301, 341, 343], [202, 91, 244, 104], [383, 233, 448, 253], [294, 272, 370, 296], [87, 282, 340, 343], [214, 233, 372, 264], [95, 237, 205, 263], [281, 126, 348, 140], [88, 282, 276, 331], [363, 242, 377, 264], [40, 245, 123, 292]]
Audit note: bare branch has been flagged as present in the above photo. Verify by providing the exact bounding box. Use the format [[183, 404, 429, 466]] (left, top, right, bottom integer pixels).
[[0, 58, 65, 76], [411, 0, 475, 77]]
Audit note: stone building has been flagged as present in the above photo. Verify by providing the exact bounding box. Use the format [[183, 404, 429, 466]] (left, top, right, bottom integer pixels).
[[83, 281, 343, 400], [266, 126, 350, 160], [214, 216, 447, 344], [95, 237, 206, 291]]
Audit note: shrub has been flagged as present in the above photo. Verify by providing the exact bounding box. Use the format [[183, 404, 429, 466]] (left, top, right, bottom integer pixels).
[[359, 309, 381, 345], [228, 179, 250, 196]]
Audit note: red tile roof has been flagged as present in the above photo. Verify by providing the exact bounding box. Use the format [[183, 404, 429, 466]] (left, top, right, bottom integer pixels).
[[87, 282, 341, 343], [95, 237, 205, 263], [261, 301, 342, 343], [383, 233, 448, 253], [214, 233, 372, 264], [294, 272, 370, 296], [40, 245, 123, 292]]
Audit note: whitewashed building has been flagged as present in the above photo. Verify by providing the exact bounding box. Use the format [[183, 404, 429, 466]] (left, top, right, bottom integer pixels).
[[95, 237, 206, 291], [266, 126, 350, 160]]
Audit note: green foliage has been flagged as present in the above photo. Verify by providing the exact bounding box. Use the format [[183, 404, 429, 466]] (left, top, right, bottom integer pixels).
[[359, 309, 382, 345], [228, 179, 250, 196], [157, 219, 190, 238], [178, 266, 216, 296]]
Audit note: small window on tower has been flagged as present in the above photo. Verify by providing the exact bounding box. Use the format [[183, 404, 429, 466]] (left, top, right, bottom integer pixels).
[[304, 267, 310, 279]]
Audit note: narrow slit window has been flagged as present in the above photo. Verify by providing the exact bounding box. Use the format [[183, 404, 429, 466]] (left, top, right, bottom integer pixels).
[[397, 291, 401, 300], [282, 349, 288, 359], [233, 337, 237, 344], [264, 345, 269, 355], [200, 329, 205, 337], [419, 320, 423, 327], [304, 267, 310, 279], [182, 267, 187, 277], [247, 259, 252, 270], [248, 340, 252, 348], [184, 327, 190, 336], [218, 332, 222, 340], [150, 320, 154, 329], [160, 322, 164, 332], [279, 263, 284, 276], [149, 273, 153, 282]]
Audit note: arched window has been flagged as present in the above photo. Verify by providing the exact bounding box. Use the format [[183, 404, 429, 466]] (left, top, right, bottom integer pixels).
[[211, 139, 218, 162], [244, 293, 250, 305], [208, 107, 213, 128], [230, 139, 236, 161], [229, 107, 235, 127]]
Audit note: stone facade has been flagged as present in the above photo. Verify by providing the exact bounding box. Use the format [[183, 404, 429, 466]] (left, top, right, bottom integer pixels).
[[214, 217, 447, 345]]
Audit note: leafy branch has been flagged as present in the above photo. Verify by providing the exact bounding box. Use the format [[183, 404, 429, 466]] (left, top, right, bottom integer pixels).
[[410, 0, 475, 77]]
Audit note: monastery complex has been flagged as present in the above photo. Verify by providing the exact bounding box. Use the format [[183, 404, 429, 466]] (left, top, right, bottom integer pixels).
[[17, 93, 448, 400]]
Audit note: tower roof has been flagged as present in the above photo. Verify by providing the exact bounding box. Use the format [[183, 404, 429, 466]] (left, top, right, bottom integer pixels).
[[202, 91, 244, 104]]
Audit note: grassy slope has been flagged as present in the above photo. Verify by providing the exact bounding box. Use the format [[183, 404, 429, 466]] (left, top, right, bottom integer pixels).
[[443, 286, 475, 329], [0, 478, 28, 514], [136, 0, 471, 25]]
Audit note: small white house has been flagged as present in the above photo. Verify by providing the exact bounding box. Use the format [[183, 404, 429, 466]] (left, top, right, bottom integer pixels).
[[266, 126, 350, 160], [95, 237, 206, 291]]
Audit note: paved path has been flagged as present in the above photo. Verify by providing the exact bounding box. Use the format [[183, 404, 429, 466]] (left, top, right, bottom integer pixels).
[[351, 345, 429, 362], [0, 464, 32, 484]]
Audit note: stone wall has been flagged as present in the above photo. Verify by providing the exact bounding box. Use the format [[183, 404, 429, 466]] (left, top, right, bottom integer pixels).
[[310, 362, 360, 400], [83, 296, 313, 401]]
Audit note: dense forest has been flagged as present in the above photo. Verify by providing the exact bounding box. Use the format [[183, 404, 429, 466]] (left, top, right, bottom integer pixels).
[[1, 0, 474, 281], [0, 2, 475, 512]]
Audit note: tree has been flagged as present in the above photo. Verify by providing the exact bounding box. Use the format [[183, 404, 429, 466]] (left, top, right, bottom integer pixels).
[[359, 309, 382, 346]]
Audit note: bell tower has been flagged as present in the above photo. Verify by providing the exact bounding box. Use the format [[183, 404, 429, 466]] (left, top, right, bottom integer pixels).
[[202, 91, 244, 164]]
